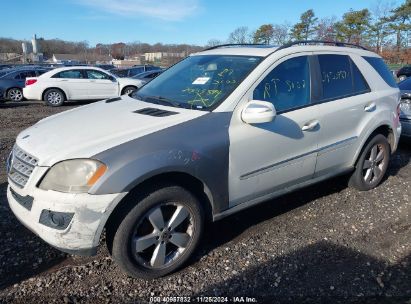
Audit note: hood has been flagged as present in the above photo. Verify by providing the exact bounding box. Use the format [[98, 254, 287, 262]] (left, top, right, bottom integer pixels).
[[16, 96, 207, 166]]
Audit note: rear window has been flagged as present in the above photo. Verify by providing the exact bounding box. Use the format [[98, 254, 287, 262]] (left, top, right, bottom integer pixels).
[[363, 56, 398, 88]]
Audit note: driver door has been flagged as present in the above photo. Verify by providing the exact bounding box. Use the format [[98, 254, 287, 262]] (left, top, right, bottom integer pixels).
[[228, 53, 321, 206]]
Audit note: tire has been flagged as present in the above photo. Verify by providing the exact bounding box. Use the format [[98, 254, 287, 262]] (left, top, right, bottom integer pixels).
[[349, 134, 390, 191], [44, 89, 65, 107], [110, 184, 204, 279], [398, 75, 407, 82], [7, 88, 24, 102], [122, 86, 137, 96]]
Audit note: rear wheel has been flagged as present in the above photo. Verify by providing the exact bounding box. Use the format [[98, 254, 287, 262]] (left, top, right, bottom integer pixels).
[[44, 89, 65, 107], [110, 184, 204, 279], [349, 134, 390, 191], [7, 88, 24, 102]]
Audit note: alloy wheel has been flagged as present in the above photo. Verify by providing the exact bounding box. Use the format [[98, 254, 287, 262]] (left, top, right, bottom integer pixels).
[[131, 203, 194, 269], [362, 143, 386, 184], [47, 91, 62, 105], [8, 89, 23, 102]]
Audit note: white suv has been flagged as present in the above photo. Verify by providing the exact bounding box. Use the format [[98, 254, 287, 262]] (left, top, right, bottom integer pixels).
[[7, 42, 402, 279]]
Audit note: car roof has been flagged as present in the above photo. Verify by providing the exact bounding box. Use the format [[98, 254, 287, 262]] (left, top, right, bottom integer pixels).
[[194, 44, 378, 58]]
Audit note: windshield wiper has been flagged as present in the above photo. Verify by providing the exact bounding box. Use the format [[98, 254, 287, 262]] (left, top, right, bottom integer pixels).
[[141, 95, 187, 108]]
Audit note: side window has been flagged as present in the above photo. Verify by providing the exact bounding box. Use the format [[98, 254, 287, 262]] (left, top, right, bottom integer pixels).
[[319, 55, 351, 100], [318, 54, 370, 101], [86, 70, 109, 80], [52, 70, 84, 79], [362, 56, 398, 88], [130, 68, 144, 76], [253, 56, 311, 113], [352, 62, 370, 94]]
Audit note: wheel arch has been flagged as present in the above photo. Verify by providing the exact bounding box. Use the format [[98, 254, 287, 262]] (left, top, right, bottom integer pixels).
[[42, 87, 68, 101], [103, 171, 214, 252], [121, 85, 137, 95], [352, 123, 394, 167]]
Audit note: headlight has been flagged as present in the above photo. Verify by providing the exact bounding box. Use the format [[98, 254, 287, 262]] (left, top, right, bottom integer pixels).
[[399, 99, 411, 117], [39, 159, 107, 193]]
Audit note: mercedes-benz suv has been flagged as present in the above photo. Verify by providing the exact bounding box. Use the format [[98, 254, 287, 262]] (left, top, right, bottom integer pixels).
[[7, 41, 402, 279]]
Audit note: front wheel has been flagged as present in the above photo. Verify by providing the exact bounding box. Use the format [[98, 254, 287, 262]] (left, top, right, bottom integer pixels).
[[44, 89, 65, 107], [122, 86, 137, 96], [349, 134, 390, 191], [110, 185, 204, 279]]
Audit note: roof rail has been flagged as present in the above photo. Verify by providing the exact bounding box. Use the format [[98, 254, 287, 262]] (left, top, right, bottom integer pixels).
[[276, 40, 368, 51], [203, 43, 274, 51]]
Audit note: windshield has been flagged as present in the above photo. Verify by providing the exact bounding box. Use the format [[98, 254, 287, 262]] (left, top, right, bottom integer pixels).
[[131, 55, 263, 110]]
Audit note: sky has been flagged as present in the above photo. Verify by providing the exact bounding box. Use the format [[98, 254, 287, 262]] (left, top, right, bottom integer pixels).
[[1, 0, 396, 47]]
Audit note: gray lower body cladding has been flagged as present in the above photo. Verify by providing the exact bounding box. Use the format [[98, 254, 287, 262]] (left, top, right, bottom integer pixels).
[[92, 112, 232, 214]]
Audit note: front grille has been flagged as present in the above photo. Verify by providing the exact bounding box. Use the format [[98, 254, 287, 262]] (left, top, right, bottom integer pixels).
[[7, 145, 38, 188]]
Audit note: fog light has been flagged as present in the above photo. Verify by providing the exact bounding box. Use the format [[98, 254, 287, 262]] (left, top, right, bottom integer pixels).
[[39, 210, 74, 230]]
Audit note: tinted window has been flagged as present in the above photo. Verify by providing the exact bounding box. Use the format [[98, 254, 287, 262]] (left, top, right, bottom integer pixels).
[[15, 71, 37, 79], [112, 69, 128, 77], [253, 56, 311, 113], [129, 67, 144, 76], [363, 56, 398, 88], [399, 77, 411, 90], [318, 55, 370, 101], [86, 70, 110, 80], [53, 70, 84, 79]]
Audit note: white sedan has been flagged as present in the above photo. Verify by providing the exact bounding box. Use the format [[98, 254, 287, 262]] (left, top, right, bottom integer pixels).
[[23, 66, 145, 106]]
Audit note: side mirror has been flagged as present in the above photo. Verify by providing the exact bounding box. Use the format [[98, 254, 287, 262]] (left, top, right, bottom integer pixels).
[[241, 100, 276, 124]]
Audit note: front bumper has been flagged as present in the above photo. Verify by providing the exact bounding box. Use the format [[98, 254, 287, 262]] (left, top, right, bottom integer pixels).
[[7, 175, 126, 255], [400, 118, 411, 138]]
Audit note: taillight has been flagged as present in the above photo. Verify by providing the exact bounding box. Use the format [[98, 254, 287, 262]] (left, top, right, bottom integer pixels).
[[25, 79, 37, 86]]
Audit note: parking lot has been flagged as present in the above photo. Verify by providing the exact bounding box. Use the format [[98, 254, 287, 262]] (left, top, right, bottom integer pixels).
[[0, 100, 410, 303]]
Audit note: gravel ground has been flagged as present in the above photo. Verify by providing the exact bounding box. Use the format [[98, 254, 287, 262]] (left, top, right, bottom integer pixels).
[[0, 101, 410, 304]]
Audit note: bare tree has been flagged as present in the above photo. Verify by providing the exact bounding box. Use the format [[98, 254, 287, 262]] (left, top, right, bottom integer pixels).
[[315, 17, 337, 41], [271, 23, 291, 45], [206, 39, 224, 47], [228, 26, 250, 44]]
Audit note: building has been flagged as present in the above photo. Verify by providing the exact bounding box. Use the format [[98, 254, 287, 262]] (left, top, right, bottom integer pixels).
[[144, 52, 186, 64], [51, 53, 112, 65]]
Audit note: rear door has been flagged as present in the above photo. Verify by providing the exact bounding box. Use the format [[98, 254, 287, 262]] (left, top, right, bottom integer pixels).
[[313, 53, 372, 176], [50, 69, 90, 99], [85, 69, 118, 99]]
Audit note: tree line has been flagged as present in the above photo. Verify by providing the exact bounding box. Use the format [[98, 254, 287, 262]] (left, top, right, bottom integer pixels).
[[208, 0, 411, 64], [1, 0, 410, 64]]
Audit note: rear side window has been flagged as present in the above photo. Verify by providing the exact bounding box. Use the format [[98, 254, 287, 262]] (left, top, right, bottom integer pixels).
[[318, 55, 370, 101], [253, 56, 311, 113], [363, 56, 397, 88], [53, 70, 84, 79]]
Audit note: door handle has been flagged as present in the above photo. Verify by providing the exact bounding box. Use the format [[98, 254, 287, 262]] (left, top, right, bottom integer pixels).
[[59, 79, 68, 82], [364, 102, 376, 112], [302, 120, 319, 131], [90, 80, 96, 82]]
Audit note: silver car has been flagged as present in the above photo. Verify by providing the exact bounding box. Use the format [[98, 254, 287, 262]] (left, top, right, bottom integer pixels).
[[7, 41, 402, 279]]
